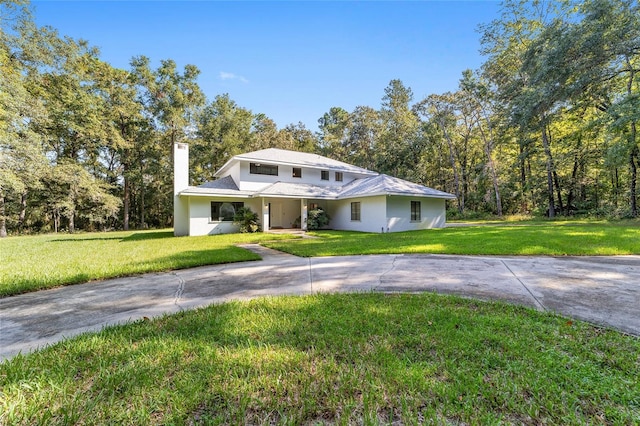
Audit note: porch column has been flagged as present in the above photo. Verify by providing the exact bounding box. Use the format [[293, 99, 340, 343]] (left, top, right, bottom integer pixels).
[[262, 198, 269, 232], [301, 199, 308, 231]]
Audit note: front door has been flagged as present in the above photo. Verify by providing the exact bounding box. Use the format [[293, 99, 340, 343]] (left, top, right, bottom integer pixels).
[[270, 202, 283, 228]]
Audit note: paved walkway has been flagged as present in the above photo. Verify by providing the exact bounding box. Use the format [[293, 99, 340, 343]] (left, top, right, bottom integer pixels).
[[1, 246, 639, 361]]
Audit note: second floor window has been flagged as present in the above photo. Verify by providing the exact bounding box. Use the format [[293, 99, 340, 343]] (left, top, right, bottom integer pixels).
[[293, 167, 302, 178], [321, 170, 329, 180], [335, 172, 343, 182], [250, 163, 278, 176]]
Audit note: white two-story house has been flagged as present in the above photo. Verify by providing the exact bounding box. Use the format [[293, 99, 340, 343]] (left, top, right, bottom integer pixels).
[[173, 143, 455, 236]]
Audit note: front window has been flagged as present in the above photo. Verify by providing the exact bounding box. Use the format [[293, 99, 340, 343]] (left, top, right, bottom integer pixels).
[[321, 170, 329, 180], [335, 171, 343, 182], [250, 163, 278, 176], [293, 167, 302, 178], [351, 202, 361, 221], [411, 201, 421, 221], [211, 201, 244, 221]]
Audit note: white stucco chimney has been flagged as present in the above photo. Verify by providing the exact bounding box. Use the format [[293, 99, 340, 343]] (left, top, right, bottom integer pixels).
[[173, 143, 189, 236]]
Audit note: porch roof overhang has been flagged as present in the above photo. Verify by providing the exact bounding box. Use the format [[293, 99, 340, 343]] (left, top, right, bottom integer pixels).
[[178, 187, 254, 198]]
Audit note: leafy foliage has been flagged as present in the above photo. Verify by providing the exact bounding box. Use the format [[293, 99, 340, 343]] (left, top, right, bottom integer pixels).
[[306, 208, 330, 230], [233, 207, 261, 233], [1, 0, 639, 236]]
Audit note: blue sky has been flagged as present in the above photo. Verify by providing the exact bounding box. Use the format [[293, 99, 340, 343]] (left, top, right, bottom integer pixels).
[[32, 1, 500, 131]]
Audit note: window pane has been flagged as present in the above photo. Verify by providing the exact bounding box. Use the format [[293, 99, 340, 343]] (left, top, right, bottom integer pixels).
[[211, 202, 221, 221], [351, 202, 361, 221], [250, 163, 278, 176], [335, 172, 343, 182], [321, 170, 329, 180], [293, 167, 302, 178], [411, 201, 421, 221], [211, 201, 244, 221]]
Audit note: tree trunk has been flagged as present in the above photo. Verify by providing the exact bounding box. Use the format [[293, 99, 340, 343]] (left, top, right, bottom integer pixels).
[[541, 123, 555, 218], [519, 141, 528, 213], [68, 210, 75, 233], [477, 122, 502, 217], [553, 170, 564, 214], [139, 184, 146, 229], [18, 191, 27, 229], [630, 142, 638, 218], [123, 172, 130, 231], [0, 193, 7, 238], [567, 155, 580, 214], [440, 119, 462, 213]]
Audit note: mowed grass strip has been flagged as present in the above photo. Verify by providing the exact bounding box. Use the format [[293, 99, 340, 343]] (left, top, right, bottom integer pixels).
[[1, 293, 638, 425], [0, 230, 297, 297], [264, 221, 640, 257]]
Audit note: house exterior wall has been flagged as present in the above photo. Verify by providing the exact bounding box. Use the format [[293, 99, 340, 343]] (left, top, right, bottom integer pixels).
[[229, 163, 241, 188], [236, 161, 364, 191], [187, 196, 262, 236], [328, 196, 387, 233], [386, 196, 447, 232]]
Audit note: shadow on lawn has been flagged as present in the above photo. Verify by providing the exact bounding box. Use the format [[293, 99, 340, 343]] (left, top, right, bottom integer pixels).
[[121, 231, 174, 241], [49, 231, 173, 243]]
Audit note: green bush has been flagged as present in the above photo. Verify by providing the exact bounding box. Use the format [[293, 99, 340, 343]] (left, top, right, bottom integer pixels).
[[307, 208, 330, 230], [233, 207, 261, 233]]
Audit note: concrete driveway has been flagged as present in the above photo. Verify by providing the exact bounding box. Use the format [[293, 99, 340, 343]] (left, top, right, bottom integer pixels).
[[1, 245, 639, 361]]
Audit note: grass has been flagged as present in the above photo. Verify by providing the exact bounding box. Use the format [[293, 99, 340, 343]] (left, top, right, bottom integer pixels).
[[0, 229, 298, 297], [1, 293, 638, 425], [264, 221, 640, 257]]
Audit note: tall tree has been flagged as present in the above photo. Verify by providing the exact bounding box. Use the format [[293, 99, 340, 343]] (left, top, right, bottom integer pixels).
[[192, 93, 254, 183]]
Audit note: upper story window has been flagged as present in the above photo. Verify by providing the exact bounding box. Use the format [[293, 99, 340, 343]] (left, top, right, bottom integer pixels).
[[250, 163, 278, 176], [335, 172, 343, 182], [293, 167, 302, 178], [321, 170, 329, 180]]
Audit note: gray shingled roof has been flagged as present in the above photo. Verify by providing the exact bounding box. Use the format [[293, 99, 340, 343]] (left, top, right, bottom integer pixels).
[[197, 175, 239, 190], [338, 174, 456, 199], [181, 174, 455, 200], [180, 176, 253, 197], [258, 182, 342, 199], [215, 148, 376, 177]]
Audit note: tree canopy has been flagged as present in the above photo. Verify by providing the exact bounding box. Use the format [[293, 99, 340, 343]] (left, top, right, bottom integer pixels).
[[1, 0, 638, 236]]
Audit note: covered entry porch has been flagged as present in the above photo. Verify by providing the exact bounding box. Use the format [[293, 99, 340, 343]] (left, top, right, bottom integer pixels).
[[260, 197, 329, 231]]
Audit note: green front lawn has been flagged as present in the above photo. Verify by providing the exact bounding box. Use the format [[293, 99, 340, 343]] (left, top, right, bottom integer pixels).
[[0, 230, 297, 297], [1, 293, 638, 424], [264, 221, 640, 257]]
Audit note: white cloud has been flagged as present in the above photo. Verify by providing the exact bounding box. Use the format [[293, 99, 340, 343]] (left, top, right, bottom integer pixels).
[[219, 71, 248, 83]]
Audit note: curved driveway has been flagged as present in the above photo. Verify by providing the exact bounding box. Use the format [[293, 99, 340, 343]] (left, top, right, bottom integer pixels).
[[1, 245, 639, 361]]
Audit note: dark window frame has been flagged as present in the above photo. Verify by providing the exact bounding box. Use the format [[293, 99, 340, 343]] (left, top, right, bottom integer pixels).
[[351, 202, 361, 221], [335, 171, 343, 182], [321, 170, 329, 180], [250, 162, 278, 176], [293, 167, 302, 178], [411, 201, 421, 222], [211, 201, 244, 222]]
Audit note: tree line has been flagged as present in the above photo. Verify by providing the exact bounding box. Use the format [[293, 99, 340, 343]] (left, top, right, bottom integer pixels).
[[1, 0, 638, 237]]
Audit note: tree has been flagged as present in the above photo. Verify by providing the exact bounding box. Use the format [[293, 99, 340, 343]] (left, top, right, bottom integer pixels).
[[377, 80, 420, 178], [0, 0, 48, 236], [318, 107, 351, 159], [192, 94, 254, 184], [459, 70, 504, 217]]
